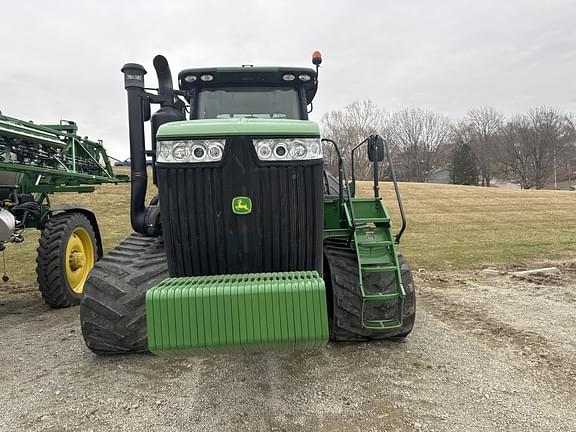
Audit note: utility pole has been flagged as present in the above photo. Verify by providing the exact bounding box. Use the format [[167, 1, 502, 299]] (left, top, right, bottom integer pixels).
[[554, 151, 557, 190]]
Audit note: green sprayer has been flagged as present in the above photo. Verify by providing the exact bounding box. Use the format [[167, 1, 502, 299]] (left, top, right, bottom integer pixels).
[[0, 113, 127, 307], [80, 52, 416, 355]]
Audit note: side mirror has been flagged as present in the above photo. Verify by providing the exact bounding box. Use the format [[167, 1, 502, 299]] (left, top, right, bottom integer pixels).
[[367, 135, 385, 162]]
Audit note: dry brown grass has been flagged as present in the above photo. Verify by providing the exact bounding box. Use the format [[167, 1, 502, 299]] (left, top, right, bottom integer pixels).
[[355, 181, 576, 270], [2, 170, 575, 283]]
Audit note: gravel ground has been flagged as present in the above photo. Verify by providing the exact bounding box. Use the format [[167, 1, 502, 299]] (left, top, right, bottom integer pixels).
[[0, 264, 575, 432]]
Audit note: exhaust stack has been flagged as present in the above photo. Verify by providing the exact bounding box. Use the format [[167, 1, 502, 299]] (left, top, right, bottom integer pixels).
[[121, 63, 156, 236], [121, 56, 184, 236]]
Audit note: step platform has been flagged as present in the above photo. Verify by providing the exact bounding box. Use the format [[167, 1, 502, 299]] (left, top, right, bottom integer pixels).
[[145, 271, 328, 355]]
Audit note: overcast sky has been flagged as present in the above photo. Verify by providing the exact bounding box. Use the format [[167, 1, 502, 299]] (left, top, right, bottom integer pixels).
[[2, 0, 575, 158]]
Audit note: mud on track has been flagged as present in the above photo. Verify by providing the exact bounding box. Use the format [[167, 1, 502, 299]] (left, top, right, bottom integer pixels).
[[0, 265, 575, 432]]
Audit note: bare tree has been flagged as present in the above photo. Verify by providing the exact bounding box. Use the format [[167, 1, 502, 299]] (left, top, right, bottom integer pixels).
[[501, 107, 570, 189], [322, 101, 576, 188], [321, 100, 386, 179], [564, 114, 576, 183], [388, 108, 452, 182], [463, 107, 504, 187], [566, 113, 576, 137]]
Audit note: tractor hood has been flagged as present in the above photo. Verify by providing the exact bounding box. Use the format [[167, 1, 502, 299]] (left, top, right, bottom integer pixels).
[[156, 118, 320, 139]]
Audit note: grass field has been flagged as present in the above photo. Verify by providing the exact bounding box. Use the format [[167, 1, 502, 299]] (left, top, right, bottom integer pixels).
[[3, 169, 576, 283], [359, 181, 576, 270]]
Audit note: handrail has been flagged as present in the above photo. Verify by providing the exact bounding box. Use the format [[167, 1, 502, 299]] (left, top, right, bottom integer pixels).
[[350, 137, 369, 198], [321, 138, 357, 232], [323, 135, 407, 243], [382, 137, 407, 243]]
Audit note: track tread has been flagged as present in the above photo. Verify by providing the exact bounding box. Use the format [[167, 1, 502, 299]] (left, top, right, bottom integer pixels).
[[80, 233, 168, 355], [324, 239, 416, 341]]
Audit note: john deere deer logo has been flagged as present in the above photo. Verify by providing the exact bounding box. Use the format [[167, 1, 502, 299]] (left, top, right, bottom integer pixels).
[[232, 196, 252, 215]]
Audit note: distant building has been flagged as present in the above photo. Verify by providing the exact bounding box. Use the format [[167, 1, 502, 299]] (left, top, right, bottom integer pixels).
[[491, 178, 521, 189], [426, 167, 453, 184]]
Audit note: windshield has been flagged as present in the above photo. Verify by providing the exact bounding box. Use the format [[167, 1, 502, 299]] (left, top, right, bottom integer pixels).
[[196, 87, 301, 119]]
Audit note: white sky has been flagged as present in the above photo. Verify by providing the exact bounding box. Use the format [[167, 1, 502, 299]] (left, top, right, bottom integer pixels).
[[1, 0, 575, 158]]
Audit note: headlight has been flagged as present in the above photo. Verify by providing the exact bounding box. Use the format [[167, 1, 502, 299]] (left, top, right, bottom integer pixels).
[[256, 142, 272, 159], [207, 143, 223, 160], [252, 138, 322, 161], [157, 140, 225, 163]]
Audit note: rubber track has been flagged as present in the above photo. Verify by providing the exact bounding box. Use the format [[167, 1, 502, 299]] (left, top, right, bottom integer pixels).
[[324, 239, 416, 341], [80, 233, 168, 355], [36, 212, 98, 308]]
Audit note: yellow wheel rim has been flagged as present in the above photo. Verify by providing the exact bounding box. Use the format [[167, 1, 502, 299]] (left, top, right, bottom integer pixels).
[[65, 227, 95, 294]]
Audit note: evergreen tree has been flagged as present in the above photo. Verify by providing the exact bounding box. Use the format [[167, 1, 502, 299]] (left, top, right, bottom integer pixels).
[[452, 142, 479, 185]]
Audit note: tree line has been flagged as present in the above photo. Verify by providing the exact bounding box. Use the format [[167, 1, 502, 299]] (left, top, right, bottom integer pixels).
[[321, 101, 576, 189]]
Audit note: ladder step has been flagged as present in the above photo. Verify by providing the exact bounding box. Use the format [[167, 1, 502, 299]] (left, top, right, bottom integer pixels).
[[363, 292, 401, 301], [361, 264, 398, 273], [357, 241, 393, 248], [359, 256, 394, 265], [354, 217, 389, 224], [362, 319, 402, 330]]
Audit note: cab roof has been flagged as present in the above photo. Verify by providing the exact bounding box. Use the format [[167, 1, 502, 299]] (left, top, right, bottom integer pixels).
[[178, 66, 318, 104]]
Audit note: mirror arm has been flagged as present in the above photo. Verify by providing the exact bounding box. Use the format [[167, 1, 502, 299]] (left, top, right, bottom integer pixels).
[[373, 147, 380, 198]]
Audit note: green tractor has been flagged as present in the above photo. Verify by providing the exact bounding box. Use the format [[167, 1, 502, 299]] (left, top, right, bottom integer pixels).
[[80, 52, 416, 355]]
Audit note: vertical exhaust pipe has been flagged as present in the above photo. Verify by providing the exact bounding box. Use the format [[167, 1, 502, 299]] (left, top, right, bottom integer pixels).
[[121, 63, 158, 236], [121, 56, 182, 236]]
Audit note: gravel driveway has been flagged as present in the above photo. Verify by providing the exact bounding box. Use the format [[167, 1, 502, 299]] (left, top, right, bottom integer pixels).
[[1, 265, 575, 431]]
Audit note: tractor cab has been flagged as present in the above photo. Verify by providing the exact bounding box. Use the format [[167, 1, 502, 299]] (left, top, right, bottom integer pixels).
[[178, 66, 318, 120]]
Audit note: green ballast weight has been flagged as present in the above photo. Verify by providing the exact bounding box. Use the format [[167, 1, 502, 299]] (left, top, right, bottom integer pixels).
[[146, 271, 329, 354]]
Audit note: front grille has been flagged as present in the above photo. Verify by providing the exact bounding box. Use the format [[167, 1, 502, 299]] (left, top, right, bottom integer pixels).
[[156, 136, 324, 277]]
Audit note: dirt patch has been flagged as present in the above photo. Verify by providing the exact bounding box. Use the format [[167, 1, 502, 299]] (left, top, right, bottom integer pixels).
[[0, 265, 575, 431]]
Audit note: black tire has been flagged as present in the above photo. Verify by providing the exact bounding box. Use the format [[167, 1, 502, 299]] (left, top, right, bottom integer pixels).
[[323, 170, 341, 196], [37, 212, 99, 308], [80, 233, 168, 355], [324, 239, 416, 341]]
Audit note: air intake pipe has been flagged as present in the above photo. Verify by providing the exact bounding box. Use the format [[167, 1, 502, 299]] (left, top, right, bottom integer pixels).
[[121, 63, 160, 236], [149, 56, 186, 185], [153, 55, 174, 102]]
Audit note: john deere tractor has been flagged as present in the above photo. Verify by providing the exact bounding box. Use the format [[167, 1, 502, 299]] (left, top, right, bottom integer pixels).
[[80, 52, 416, 355]]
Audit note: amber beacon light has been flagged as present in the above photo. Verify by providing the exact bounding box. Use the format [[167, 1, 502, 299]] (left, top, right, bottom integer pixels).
[[312, 50, 323, 66]]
